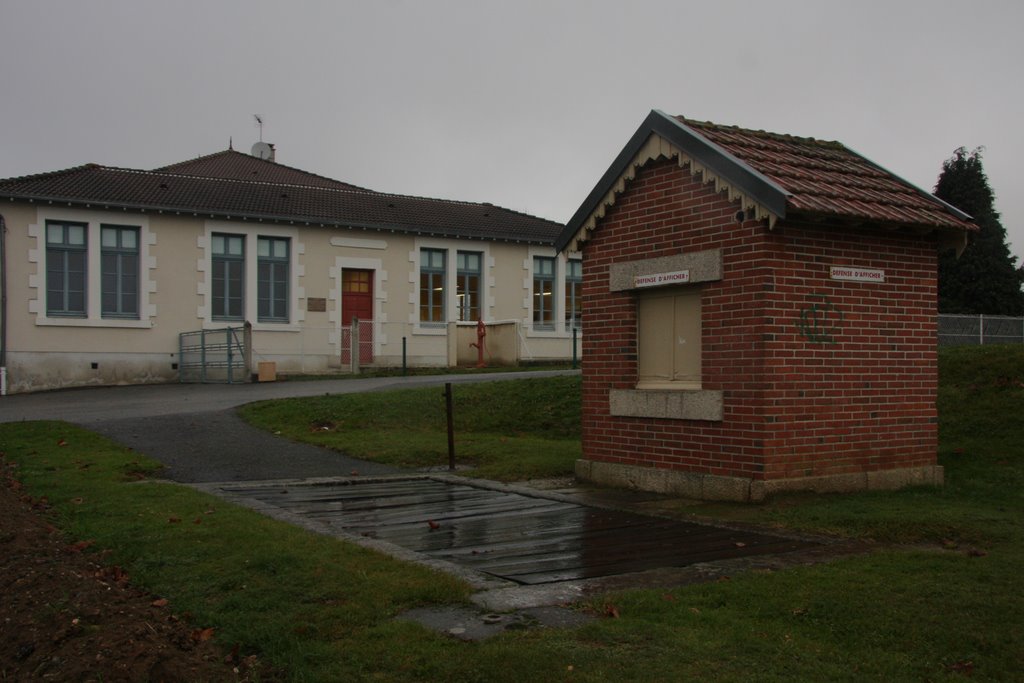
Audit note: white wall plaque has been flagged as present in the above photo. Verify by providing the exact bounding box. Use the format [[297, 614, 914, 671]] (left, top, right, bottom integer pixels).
[[633, 270, 691, 288], [830, 266, 885, 283]]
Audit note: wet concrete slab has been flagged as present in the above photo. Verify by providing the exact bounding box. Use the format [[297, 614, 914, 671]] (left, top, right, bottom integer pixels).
[[397, 605, 594, 642], [209, 475, 818, 587]]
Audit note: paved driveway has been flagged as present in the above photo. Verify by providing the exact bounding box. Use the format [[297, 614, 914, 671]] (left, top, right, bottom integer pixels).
[[0, 371, 576, 483]]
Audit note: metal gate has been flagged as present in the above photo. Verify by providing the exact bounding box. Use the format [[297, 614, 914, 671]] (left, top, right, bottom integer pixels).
[[178, 324, 251, 383], [341, 318, 374, 371]]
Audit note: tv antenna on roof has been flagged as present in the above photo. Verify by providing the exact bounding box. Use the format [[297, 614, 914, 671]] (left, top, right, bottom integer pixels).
[[254, 114, 264, 141]]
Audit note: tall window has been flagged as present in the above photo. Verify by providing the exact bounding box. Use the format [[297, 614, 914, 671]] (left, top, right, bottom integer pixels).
[[100, 225, 139, 319], [637, 287, 701, 389], [420, 248, 446, 324], [46, 220, 88, 317], [257, 236, 289, 322], [212, 233, 244, 321], [456, 251, 482, 322], [533, 256, 555, 329], [565, 258, 582, 331]]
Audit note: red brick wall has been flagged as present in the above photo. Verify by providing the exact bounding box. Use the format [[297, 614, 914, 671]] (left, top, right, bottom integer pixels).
[[581, 156, 939, 482]]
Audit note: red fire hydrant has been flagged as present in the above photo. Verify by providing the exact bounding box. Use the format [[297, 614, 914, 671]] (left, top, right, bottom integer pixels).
[[469, 319, 487, 368]]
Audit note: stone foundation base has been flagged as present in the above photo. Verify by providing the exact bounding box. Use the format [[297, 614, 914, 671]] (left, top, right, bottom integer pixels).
[[575, 459, 944, 503]]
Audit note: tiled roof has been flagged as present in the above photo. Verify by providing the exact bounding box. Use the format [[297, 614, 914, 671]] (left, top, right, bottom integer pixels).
[[557, 110, 974, 252], [0, 158, 562, 245], [676, 116, 975, 231], [154, 149, 370, 191]]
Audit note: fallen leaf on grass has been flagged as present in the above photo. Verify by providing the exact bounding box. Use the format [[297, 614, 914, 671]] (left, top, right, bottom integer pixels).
[[57, 439, 67, 447], [190, 627, 215, 643], [966, 548, 988, 558], [734, 541, 747, 548], [66, 540, 95, 553], [151, 598, 169, 608], [604, 604, 620, 619], [168, 516, 181, 523], [71, 497, 84, 505]]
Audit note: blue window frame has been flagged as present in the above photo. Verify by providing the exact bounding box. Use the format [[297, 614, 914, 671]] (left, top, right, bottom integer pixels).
[[257, 236, 289, 322], [101, 225, 140, 319], [46, 220, 88, 317], [420, 248, 446, 324], [212, 233, 245, 321], [533, 256, 555, 330]]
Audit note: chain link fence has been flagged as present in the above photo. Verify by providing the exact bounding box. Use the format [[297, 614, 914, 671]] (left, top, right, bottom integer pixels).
[[938, 314, 1024, 346]]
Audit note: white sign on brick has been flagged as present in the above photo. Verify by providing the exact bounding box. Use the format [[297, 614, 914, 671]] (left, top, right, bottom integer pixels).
[[830, 266, 885, 283], [633, 270, 691, 288]]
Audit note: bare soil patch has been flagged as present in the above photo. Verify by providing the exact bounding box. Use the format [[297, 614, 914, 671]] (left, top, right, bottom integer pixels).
[[0, 458, 275, 682]]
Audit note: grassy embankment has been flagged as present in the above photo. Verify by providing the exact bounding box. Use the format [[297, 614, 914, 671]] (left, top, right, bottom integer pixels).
[[239, 374, 583, 481], [1, 346, 1021, 680]]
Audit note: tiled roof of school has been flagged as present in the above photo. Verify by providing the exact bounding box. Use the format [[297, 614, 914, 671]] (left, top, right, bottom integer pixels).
[[558, 110, 974, 251], [0, 152, 563, 245], [154, 149, 369, 191], [675, 116, 976, 231]]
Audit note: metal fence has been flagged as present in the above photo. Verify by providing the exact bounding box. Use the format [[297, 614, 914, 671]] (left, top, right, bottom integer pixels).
[[938, 314, 1024, 346], [178, 325, 252, 383], [228, 320, 581, 379]]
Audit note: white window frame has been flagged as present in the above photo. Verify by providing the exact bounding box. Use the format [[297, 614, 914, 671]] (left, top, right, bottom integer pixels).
[[410, 238, 491, 334], [200, 221, 303, 331], [28, 208, 156, 328], [525, 248, 582, 337]]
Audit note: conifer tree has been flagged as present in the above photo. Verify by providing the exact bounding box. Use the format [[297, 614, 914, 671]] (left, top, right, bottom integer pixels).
[[935, 147, 1024, 315]]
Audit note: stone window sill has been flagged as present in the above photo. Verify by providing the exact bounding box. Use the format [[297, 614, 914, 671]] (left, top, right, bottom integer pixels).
[[609, 388, 723, 421]]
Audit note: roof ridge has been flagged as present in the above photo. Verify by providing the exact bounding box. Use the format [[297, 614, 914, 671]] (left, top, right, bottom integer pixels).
[[154, 148, 377, 193], [90, 164, 387, 196], [680, 117, 846, 149], [152, 148, 236, 171]]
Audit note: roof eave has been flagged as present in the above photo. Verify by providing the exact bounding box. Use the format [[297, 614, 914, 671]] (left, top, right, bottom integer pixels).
[[555, 110, 791, 252], [839, 143, 974, 224], [0, 193, 557, 246]]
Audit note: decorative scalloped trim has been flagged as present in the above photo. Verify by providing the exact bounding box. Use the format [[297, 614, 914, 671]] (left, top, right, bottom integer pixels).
[[567, 134, 781, 252]]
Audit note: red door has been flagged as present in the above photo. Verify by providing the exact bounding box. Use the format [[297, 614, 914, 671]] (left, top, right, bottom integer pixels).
[[341, 269, 374, 364]]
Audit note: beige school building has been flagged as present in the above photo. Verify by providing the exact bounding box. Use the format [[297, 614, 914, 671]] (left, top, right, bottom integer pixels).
[[0, 145, 579, 393]]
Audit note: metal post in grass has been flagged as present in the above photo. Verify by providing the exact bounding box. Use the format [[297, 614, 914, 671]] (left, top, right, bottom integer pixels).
[[402, 336, 407, 376], [445, 382, 455, 471]]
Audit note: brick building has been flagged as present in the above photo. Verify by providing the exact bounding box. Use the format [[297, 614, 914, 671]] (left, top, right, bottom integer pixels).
[[556, 111, 975, 501]]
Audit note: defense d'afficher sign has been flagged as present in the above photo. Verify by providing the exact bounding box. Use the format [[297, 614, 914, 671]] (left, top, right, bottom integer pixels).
[[829, 266, 885, 283], [633, 270, 691, 288]]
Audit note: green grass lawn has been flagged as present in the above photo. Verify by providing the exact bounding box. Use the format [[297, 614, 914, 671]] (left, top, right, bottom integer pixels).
[[2, 347, 1022, 681], [239, 375, 582, 481]]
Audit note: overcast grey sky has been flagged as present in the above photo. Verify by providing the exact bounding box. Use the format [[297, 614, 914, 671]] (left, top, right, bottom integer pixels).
[[2, 0, 1021, 257]]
